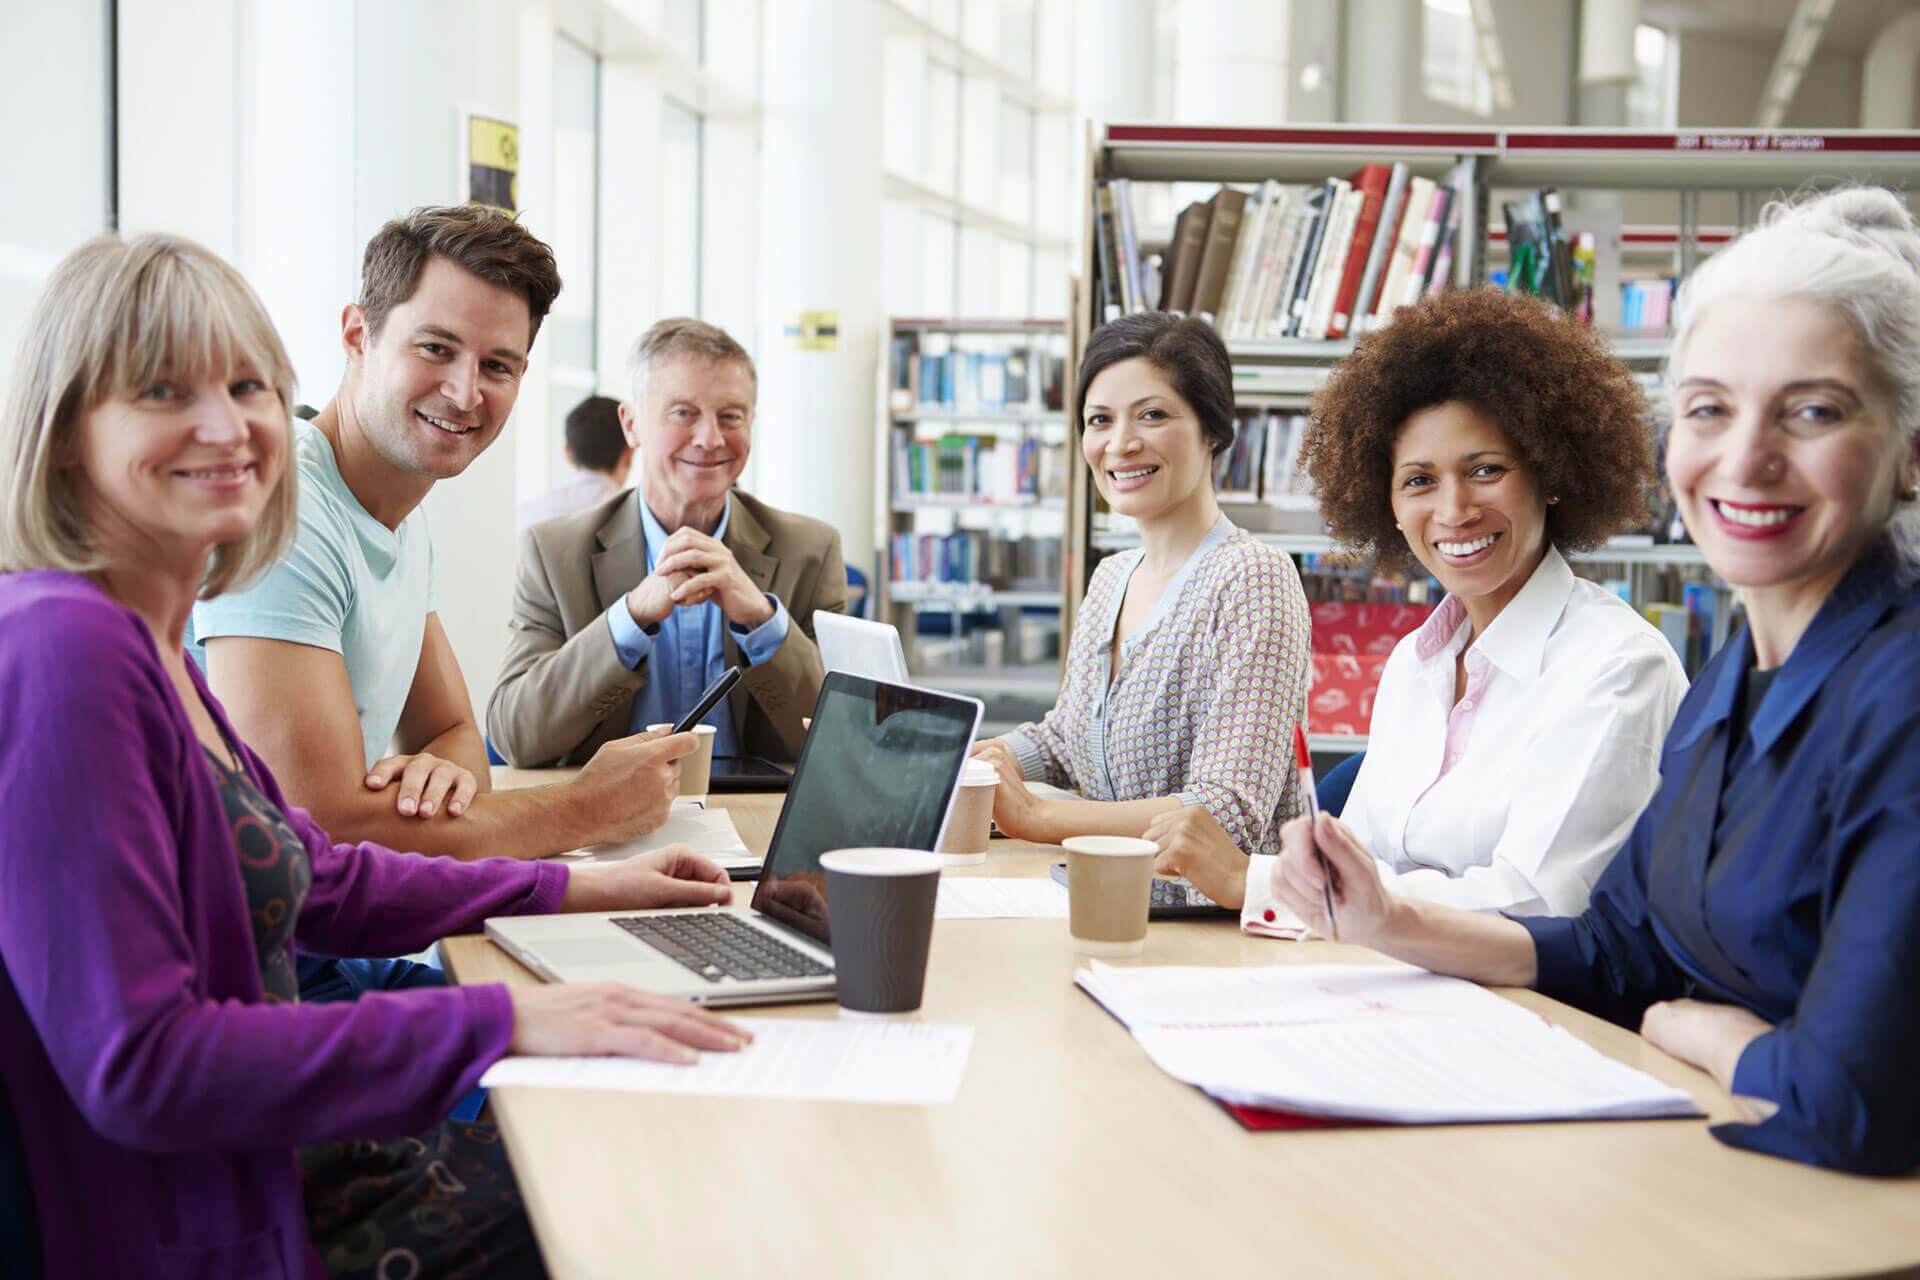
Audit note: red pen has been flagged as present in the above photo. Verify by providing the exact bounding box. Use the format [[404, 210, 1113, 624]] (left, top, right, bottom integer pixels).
[[1292, 724, 1338, 942]]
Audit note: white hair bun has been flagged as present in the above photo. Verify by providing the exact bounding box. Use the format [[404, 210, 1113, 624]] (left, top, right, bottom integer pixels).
[[1772, 187, 1920, 275]]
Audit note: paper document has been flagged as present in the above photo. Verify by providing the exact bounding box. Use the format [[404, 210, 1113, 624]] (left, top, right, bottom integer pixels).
[[936, 877, 1069, 919], [1077, 963, 1701, 1125], [481, 1018, 972, 1105], [558, 800, 758, 871]]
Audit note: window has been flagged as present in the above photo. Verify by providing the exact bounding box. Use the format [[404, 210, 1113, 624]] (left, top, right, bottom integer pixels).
[[1626, 24, 1674, 129], [1423, 0, 1493, 115], [659, 100, 704, 319], [543, 33, 601, 488]]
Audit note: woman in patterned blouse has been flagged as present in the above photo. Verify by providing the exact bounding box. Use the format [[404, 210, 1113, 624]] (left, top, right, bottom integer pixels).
[[970, 313, 1314, 860]]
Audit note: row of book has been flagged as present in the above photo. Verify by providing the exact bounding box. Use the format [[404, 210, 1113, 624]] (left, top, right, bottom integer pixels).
[[887, 338, 1066, 415], [890, 429, 1066, 504], [1211, 412, 1314, 503], [1621, 279, 1677, 329], [888, 531, 1063, 591], [1644, 583, 1733, 677], [1093, 163, 1473, 340]]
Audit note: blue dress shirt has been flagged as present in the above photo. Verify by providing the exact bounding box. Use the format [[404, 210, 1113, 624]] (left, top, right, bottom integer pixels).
[[603, 496, 791, 758], [1520, 542, 1920, 1175]]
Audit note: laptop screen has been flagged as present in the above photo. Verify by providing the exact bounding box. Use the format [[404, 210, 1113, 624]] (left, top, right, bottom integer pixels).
[[749, 673, 981, 947]]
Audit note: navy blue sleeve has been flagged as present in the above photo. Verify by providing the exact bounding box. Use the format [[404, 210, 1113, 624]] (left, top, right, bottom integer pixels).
[[1516, 808, 1690, 1029], [1714, 682, 1920, 1175]]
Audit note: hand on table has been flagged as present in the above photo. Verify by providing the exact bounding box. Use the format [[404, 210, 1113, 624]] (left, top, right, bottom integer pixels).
[[654, 528, 774, 630], [571, 729, 698, 844], [971, 739, 1039, 841], [507, 983, 750, 1065], [1273, 812, 1391, 944], [1143, 806, 1249, 909], [365, 752, 478, 819], [562, 846, 734, 912], [1640, 997, 1775, 1098]]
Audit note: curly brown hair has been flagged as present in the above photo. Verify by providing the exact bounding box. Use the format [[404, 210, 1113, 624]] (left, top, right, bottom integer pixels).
[[1303, 288, 1653, 568]]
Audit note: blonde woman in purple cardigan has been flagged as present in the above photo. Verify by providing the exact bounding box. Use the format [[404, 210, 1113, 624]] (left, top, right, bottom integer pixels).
[[0, 235, 752, 1279], [972, 313, 1314, 863]]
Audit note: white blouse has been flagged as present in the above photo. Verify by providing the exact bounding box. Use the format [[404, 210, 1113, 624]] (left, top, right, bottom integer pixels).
[[1242, 547, 1688, 936]]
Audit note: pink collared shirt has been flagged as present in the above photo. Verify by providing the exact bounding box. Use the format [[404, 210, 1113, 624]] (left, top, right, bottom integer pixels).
[[1244, 547, 1688, 935]]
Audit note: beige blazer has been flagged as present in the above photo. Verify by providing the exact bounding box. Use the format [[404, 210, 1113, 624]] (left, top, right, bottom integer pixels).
[[487, 487, 847, 766]]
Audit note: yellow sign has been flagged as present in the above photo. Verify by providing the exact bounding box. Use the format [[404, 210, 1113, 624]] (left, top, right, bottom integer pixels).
[[467, 114, 519, 212], [783, 310, 839, 351]]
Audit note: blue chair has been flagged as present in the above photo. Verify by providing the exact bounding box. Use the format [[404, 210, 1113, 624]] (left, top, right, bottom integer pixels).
[[1316, 750, 1365, 818], [0, 1081, 43, 1278], [845, 564, 870, 619], [486, 735, 507, 766]]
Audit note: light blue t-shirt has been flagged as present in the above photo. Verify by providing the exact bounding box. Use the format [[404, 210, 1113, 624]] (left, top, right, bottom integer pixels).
[[189, 421, 435, 770]]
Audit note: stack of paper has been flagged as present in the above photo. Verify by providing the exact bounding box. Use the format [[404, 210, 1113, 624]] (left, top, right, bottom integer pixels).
[[559, 800, 759, 873], [1077, 962, 1701, 1125]]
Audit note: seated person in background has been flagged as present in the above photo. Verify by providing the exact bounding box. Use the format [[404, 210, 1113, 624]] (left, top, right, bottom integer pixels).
[[972, 313, 1313, 853], [1154, 288, 1687, 920], [0, 232, 746, 1279], [516, 393, 635, 532], [488, 318, 846, 767], [193, 206, 695, 867], [1272, 188, 1920, 1175]]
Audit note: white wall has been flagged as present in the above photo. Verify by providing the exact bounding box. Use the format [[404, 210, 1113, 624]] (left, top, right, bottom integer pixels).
[[0, 0, 110, 405]]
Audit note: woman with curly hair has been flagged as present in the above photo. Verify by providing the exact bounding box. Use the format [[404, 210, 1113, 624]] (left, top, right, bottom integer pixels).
[[970, 312, 1312, 858], [1272, 189, 1920, 1175], [1154, 287, 1687, 921]]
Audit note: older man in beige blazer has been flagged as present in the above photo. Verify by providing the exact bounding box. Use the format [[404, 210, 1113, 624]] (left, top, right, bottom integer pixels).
[[489, 319, 846, 766]]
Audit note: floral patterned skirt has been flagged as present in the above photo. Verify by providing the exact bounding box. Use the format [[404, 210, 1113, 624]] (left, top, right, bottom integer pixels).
[[299, 1120, 548, 1279]]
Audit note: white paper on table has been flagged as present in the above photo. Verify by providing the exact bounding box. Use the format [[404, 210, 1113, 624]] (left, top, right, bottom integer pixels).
[[480, 1018, 973, 1106], [556, 800, 758, 871], [935, 877, 1070, 919], [1131, 1018, 1701, 1124], [1074, 961, 1533, 1032]]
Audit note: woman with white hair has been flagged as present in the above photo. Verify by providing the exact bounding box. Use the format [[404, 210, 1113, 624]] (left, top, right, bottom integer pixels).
[[0, 233, 749, 1277], [1271, 187, 1920, 1176]]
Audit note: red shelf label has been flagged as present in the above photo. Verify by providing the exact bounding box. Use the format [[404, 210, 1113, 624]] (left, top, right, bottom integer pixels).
[[1107, 125, 1499, 151], [1506, 131, 1920, 155]]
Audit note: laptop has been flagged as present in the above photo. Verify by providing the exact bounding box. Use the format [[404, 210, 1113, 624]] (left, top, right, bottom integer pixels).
[[706, 755, 794, 792], [486, 672, 984, 1006], [815, 612, 911, 683]]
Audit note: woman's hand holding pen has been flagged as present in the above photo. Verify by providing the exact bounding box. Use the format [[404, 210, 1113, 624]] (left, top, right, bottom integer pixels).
[[1274, 812, 1392, 945]]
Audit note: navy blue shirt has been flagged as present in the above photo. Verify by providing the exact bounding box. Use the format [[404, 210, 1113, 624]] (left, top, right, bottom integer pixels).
[[1521, 543, 1920, 1175]]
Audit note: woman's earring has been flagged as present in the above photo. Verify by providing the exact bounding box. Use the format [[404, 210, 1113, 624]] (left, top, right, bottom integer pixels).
[[1547, 496, 1560, 504]]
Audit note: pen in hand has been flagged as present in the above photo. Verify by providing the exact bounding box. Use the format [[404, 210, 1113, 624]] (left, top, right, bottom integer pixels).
[[1292, 724, 1338, 943]]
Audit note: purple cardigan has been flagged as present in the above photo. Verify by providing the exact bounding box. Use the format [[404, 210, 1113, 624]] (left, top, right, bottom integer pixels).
[[0, 571, 569, 1279]]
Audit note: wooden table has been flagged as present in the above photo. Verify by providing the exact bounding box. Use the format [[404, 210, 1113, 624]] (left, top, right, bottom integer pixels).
[[449, 777, 1920, 1279]]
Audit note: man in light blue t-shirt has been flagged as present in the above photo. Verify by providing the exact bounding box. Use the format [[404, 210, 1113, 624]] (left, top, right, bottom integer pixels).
[[194, 206, 732, 893]]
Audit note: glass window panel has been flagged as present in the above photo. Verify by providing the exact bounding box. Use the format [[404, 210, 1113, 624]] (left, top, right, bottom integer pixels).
[[662, 0, 703, 65], [884, 35, 925, 182], [998, 0, 1035, 81], [959, 77, 997, 209], [546, 34, 601, 487], [922, 214, 957, 315], [886, 200, 925, 316], [924, 60, 960, 196], [1626, 25, 1672, 128], [997, 98, 1033, 224], [994, 237, 1030, 317], [1033, 113, 1071, 241], [1032, 250, 1068, 318], [1422, 0, 1491, 115], [925, 0, 959, 38], [659, 101, 703, 319], [962, 0, 999, 62], [701, 0, 759, 96], [956, 226, 995, 315]]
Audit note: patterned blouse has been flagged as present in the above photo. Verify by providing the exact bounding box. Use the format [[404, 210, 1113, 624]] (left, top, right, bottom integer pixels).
[[1005, 515, 1312, 855]]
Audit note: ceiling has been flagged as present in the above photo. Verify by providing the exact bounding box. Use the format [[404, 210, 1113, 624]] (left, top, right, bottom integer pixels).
[[1641, 0, 1920, 54]]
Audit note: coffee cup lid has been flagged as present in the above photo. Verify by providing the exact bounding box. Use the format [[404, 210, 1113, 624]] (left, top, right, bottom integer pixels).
[[819, 848, 945, 876], [961, 759, 999, 787], [1061, 836, 1157, 857]]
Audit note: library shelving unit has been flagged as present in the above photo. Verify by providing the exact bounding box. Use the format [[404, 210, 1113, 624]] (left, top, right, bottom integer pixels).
[[878, 318, 1071, 699], [1070, 123, 1920, 748]]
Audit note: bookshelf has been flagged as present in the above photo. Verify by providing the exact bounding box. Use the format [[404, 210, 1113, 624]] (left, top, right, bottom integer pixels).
[[879, 318, 1071, 692], [1070, 123, 1920, 742]]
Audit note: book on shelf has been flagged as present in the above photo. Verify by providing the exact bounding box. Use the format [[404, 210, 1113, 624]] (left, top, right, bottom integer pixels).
[[889, 531, 1063, 592], [1210, 412, 1313, 505], [888, 335, 1066, 416], [1098, 165, 1468, 342], [891, 429, 1064, 504]]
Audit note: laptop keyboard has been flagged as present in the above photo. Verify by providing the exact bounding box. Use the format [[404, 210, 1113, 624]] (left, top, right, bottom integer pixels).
[[612, 913, 831, 984]]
